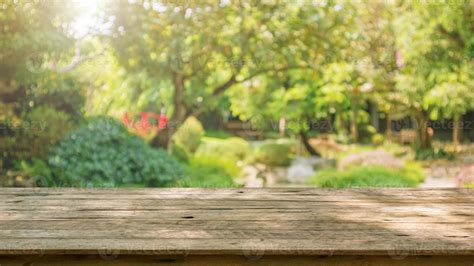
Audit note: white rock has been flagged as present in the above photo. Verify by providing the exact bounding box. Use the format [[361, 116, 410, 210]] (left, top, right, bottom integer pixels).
[[287, 163, 315, 184]]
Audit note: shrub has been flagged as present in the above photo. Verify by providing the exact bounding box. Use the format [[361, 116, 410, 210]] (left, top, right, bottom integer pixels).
[[371, 133, 385, 146], [17, 158, 53, 187], [225, 137, 251, 159], [3, 107, 75, 163], [171, 143, 189, 164], [48, 116, 184, 187], [173, 116, 204, 154], [24, 106, 75, 158], [196, 137, 250, 161], [401, 160, 426, 183], [176, 155, 241, 188], [253, 141, 292, 166], [308, 165, 422, 188], [415, 147, 454, 160], [339, 149, 404, 170], [204, 130, 233, 139], [359, 124, 377, 143]]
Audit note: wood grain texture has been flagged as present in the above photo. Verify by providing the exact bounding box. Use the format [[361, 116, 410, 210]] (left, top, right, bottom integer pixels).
[[0, 188, 472, 258], [1, 255, 474, 266]]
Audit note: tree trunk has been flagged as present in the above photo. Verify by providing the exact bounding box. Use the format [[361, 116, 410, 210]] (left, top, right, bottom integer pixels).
[[350, 102, 359, 143], [370, 102, 379, 132], [386, 112, 392, 138], [336, 112, 347, 136], [300, 131, 320, 157], [278, 117, 286, 137], [453, 114, 462, 147], [416, 111, 431, 149], [152, 73, 188, 153]]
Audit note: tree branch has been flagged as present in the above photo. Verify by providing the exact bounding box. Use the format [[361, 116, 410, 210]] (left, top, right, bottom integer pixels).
[[50, 40, 105, 73], [437, 25, 465, 48], [211, 74, 237, 96]]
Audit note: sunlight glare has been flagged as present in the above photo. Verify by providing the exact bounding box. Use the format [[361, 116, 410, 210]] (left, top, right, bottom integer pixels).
[[69, 0, 103, 39]]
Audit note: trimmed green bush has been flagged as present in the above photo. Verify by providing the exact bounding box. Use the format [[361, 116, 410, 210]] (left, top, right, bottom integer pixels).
[[371, 133, 385, 146], [197, 137, 250, 161], [253, 141, 292, 166], [402, 160, 426, 183], [173, 116, 204, 154], [171, 143, 190, 164], [308, 164, 425, 188], [48, 116, 184, 187], [176, 155, 241, 188]]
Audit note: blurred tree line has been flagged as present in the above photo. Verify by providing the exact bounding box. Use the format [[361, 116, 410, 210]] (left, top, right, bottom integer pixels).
[[1, 0, 473, 170]]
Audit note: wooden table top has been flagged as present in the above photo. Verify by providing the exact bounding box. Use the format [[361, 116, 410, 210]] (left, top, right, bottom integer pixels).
[[0, 188, 472, 256]]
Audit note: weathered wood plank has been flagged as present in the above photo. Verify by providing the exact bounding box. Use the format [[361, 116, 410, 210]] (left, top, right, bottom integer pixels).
[[0, 228, 471, 240], [1, 255, 473, 266], [0, 188, 472, 258], [0, 210, 472, 223], [0, 238, 473, 255], [1, 220, 473, 231]]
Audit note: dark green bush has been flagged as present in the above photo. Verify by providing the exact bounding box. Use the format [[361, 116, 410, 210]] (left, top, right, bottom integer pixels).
[[17, 158, 53, 187], [48, 116, 183, 187], [253, 141, 292, 166], [308, 165, 424, 188], [415, 147, 454, 160], [176, 155, 241, 188]]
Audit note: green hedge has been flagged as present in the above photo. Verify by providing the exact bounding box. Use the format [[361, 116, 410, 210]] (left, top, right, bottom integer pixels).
[[48, 116, 183, 187], [197, 137, 250, 161], [308, 164, 425, 188], [253, 141, 292, 166], [173, 116, 204, 154], [176, 155, 241, 188]]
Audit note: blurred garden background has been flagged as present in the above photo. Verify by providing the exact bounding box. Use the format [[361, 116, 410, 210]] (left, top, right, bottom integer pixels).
[[1, 0, 473, 189]]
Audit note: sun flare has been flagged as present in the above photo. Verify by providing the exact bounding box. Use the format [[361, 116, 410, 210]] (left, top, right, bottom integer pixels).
[[69, 0, 103, 38]]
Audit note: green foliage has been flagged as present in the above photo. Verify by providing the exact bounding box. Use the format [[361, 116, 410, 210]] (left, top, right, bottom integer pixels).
[[204, 130, 234, 139], [253, 141, 292, 167], [48, 117, 184, 187], [2, 0, 474, 188], [308, 165, 423, 188], [414, 147, 454, 161], [171, 143, 190, 164], [17, 159, 53, 187], [359, 124, 376, 142], [197, 137, 250, 161], [176, 155, 241, 188], [173, 116, 204, 154], [371, 133, 385, 146], [2, 106, 75, 166], [24, 106, 75, 158], [402, 161, 426, 183], [30, 75, 86, 119]]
